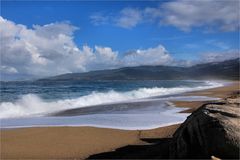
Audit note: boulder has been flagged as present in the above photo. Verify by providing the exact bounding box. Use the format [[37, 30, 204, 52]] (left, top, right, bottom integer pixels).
[[170, 96, 240, 159]]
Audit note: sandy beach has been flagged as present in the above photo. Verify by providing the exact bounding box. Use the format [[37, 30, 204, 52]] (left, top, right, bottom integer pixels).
[[173, 81, 240, 113], [1, 81, 239, 159], [1, 124, 180, 159]]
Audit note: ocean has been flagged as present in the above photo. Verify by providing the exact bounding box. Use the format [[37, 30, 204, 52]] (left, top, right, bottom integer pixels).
[[0, 80, 223, 129]]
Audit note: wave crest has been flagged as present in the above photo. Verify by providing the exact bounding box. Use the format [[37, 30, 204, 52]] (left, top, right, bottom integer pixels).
[[0, 81, 223, 119]]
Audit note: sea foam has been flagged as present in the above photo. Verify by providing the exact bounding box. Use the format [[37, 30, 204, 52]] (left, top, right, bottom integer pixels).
[[0, 81, 223, 119]]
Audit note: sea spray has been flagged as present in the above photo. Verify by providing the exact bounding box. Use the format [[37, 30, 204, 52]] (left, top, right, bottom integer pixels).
[[0, 81, 223, 119]]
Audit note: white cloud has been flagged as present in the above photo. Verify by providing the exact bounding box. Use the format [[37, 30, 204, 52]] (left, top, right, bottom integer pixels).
[[0, 17, 120, 79], [0, 17, 175, 80], [95, 46, 118, 62], [33, 22, 78, 38], [122, 45, 173, 66], [116, 8, 142, 29], [0, 66, 18, 74], [90, 8, 142, 29], [90, 13, 109, 26], [1, 16, 238, 80], [158, 0, 239, 31], [91, 0, 239, 32], [0, 17, 82, 76], [80, 45, 120, 71]]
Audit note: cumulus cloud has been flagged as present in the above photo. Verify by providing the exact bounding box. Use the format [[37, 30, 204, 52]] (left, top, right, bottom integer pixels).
[[0, 17, 175, 80], [1, 16, 82, 76], [0, 17, 120, 79], [1, 16, 238, 80], [122, 45, 173, 66], [91, 0, 239, 31]]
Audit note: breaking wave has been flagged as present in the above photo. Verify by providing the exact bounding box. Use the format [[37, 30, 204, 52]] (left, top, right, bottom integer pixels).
[[0, 81, 223, 119]]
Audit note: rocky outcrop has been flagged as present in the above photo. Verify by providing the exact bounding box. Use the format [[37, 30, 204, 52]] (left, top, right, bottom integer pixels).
[[170, 95, 240, 159], [88, 94, 240, 159]]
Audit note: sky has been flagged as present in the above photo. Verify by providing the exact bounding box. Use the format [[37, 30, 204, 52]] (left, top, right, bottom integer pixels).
[[0, 0, 239, 80]]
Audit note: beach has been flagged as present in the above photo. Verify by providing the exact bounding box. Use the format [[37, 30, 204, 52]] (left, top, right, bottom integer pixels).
[[1, 124, 180, 159], [173, 81, 239, 113], [1, 81, 239, 159], [2, 0, 239, 158]]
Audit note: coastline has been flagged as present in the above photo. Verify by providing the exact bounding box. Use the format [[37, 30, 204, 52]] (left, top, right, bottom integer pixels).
[[1, 81, 239, 159], [172, 81, 239, 113]]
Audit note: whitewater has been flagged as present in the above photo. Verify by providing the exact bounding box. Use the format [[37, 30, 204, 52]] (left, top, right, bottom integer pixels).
[[0, 81, 223, 119], [0, 80, 225, 129]]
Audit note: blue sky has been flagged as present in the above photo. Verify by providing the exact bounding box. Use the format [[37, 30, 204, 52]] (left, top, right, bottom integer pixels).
[[1, 0, 239, 80]]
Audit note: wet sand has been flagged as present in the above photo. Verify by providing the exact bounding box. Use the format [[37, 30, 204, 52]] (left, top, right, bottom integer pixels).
[[172, 81, 239, 113], [1, 81, 239, 159]]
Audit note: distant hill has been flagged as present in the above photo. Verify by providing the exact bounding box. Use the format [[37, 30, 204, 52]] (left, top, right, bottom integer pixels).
[[38, 58, 240, 81]]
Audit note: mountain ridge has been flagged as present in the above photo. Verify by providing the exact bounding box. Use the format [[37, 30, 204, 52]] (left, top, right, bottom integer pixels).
[[38, 58, 240, 81]]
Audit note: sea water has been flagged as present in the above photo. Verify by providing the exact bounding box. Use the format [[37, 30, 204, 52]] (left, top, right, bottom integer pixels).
[[0, 80, 223, 129]]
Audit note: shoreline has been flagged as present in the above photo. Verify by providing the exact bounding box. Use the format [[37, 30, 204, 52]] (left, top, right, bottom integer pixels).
[[172, 81, 239, 113], [1, 81, 239, 159]]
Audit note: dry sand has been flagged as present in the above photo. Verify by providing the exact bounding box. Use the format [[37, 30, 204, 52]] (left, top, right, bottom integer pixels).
[[1, 81, 239, 159], [1, 124, 180, 159]]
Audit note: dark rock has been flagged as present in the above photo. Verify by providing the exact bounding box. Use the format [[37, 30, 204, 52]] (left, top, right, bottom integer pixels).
[[170, 96, 240, 159], [87, 95, 240, 159]]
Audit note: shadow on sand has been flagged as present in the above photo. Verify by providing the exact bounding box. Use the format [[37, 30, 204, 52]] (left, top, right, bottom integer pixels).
[[88, 138, 171, 159]]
